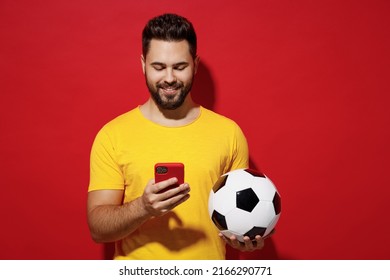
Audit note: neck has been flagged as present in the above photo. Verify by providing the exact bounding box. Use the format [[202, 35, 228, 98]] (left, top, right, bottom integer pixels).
[[140, 95, 200, 127]]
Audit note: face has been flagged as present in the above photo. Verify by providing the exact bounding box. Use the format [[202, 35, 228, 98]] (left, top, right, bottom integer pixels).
[[142, 39, 199, 110]]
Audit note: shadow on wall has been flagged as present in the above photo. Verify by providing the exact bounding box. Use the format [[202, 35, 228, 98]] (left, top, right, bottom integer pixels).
[[103, 61, 279, 260], [192, 60, 216, 110]]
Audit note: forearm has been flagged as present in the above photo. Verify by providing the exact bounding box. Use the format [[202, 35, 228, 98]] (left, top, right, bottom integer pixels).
[[88, 197, 152, 243]]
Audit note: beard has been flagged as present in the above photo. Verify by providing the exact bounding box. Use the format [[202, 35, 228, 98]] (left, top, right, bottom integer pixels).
[[145, 75, 194, 110]]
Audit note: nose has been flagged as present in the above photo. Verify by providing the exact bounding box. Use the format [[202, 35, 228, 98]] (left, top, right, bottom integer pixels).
[[164, 68, 177, 85]]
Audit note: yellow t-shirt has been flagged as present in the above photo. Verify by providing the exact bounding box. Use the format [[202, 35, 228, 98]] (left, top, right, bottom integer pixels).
[[89, 106, 249, 259]]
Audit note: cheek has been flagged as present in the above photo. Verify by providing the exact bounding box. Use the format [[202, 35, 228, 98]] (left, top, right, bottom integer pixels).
[[178, 71, 194, 83], [145, 71, 162, 84]]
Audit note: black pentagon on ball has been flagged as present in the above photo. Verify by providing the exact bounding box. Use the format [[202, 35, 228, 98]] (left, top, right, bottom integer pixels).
[[236, 188, 259, 212], [212, 174, 228, 193], [245, 226, 267, 240], [244, 168, 266, 178], [211, 210, 228, 230], [273, 192, 282, 215]]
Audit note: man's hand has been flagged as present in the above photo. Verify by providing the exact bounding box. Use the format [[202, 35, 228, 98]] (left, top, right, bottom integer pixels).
[[219, 230, 275, 252], [141, 177, 190, 217]]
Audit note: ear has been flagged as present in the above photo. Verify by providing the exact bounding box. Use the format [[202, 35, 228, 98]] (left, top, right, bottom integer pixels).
[[194, 55, 200, 74], [141, 55, 146, 74]]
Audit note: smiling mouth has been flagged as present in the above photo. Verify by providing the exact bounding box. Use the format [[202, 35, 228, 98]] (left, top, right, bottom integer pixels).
[[159, 85, 181, 95], [162, 87, 177, 92]]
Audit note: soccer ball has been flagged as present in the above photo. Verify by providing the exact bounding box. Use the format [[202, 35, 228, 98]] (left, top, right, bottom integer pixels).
[[208, 168, 281, 242]]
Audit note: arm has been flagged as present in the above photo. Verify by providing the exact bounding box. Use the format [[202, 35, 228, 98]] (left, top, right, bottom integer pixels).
[[87, 189, 149, 243], [87, 178, 190, 243]]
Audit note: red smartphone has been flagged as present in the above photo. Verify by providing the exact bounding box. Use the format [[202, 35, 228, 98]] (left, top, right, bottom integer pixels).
[[154, 162, 185, 191]]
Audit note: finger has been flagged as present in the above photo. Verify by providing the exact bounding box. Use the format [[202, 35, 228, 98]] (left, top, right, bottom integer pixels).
[[219, 233, 232, 244], [229, 235, 241, 249], [153, 177, 178, 193], [157, 187, 190, 211], [158, 183, 190, 202], [168, 182, 190, 196], [168, 192, 190, 209], [243, 236, 255, 251], [254, 235, 265, 249]]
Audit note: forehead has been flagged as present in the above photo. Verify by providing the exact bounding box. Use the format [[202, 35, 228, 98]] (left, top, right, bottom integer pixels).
[[145, 39, 192, 63]]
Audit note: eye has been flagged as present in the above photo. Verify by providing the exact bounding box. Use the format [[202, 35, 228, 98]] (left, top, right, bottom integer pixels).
[[174, 65, 187, 71], [153, 66, 165, 71]]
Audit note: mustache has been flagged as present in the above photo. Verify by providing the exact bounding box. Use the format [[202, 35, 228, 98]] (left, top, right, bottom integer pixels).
[[157, 82, 183, 90]]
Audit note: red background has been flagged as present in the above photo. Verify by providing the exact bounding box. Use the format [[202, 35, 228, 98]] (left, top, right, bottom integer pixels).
[[1, 0, 389, 259]]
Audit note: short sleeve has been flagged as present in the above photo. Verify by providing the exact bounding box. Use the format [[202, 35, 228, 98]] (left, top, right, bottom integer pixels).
[[230, 123, 249, 170], [88, 127, 125, 192]]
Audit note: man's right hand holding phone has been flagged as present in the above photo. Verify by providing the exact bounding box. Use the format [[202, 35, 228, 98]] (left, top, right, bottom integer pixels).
[[141, 177, 190, 217]]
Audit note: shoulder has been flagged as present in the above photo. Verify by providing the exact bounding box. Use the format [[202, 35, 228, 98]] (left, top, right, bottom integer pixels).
[[200, 107, 242, 129], [96, 107, 141, 134], [104, 108, 139, 128], [91, 107, 141, 145]]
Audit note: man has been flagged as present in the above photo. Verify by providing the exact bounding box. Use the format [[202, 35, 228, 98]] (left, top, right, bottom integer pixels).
[[87, 13, 268, 259]]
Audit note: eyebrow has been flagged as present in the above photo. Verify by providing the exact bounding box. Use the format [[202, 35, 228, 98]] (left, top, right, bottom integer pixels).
[[150, 62, 189, 67]]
